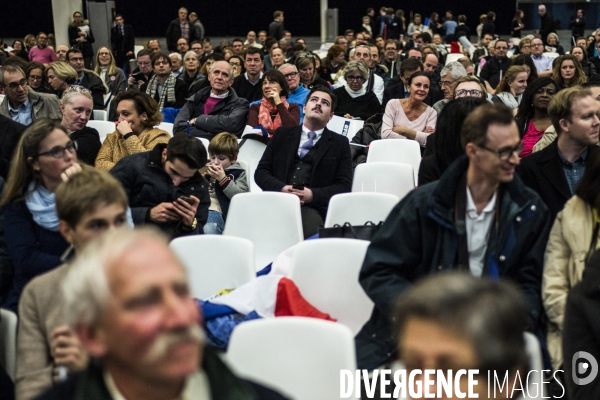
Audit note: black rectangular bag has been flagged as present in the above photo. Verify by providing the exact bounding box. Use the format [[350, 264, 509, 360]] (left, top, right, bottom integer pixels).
[[318, 221, 383, 241]]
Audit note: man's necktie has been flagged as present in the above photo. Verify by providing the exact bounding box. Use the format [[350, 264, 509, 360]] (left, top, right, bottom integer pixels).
[[300, 131, 316, 158]]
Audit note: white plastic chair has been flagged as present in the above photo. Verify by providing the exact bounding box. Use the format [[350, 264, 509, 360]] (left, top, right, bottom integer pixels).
[[445, 53, 464, 65], [0, 309, 17, 381], [289, 239, 373, 335], [237, 139, 267, 189], [197, 138, 210, 152], [170, 236, 255, 299], [86, 120, 116, 143], [352, 162, 415, 200], [226, 317, 356, 400], [223, 192, 303, 271], [236, 158, 261, 193], [325, 192, 399, 227], [546, 52, 560, 59], [92, 110, 107, 121], [367, 139, 421, 183], [156, 122, 174, 135]]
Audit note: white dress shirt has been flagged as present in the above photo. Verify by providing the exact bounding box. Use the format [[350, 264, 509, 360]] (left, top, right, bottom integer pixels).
[[298, 125, 324, 156], [466, 188, 497, 277]]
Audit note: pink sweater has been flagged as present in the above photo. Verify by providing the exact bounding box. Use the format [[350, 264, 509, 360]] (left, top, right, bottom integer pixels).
[[381, 99, 437, 146], [28, 47, 57, 64]]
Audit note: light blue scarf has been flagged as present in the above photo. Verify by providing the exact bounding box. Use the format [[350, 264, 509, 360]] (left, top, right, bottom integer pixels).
[[25, 182, 59, 232]]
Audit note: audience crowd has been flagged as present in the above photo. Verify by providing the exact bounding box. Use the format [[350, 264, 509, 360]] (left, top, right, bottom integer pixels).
[[0, 4, 600, 399]]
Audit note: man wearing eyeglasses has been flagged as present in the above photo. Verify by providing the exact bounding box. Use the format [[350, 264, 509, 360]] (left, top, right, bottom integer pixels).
[[480, 38, 512, 94], [356, 103, 551, 371], [518, 86, 600, 219], [382, 39, 400, 78], [231, 47, 264, 103], [66, 49, 106, 110], [0, 65, 61, 126], [530, 38, 553, 77], [278, 63, 310, 121], [127, 49, 154, 89], [28, 32, 56, 66], [432, 61, 466, 115]]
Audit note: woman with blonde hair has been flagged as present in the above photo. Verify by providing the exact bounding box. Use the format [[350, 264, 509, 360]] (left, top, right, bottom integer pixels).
[[407, 13, 424, 36], [95, 91, 170, 171], [93, 46, 126, 96], [59, 86, 101, 165], [552, 54, 587, 90], [295, 53, 328, 89], [333, 61, 380, 120], [45, 61, 78, 99], [492, 66, 528, 109]]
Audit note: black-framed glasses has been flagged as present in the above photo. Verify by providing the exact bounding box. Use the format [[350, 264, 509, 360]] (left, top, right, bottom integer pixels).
[[455, 89, 484, 98], [6, 79, 27, 90], [347, 75, 364, 82], [283, 72, 299, 79], [36, 141, 78, 158], [28, 76, 43, 82], [229, 61, 241, 67], [477, 142, 523, 161]]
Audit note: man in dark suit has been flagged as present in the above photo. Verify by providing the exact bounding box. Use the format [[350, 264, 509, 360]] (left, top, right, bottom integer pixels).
[[518, 86, 599, 219], [537, 4, 556, 45], [111, 14, 135, 75], [268, 11, 285, 41], [255, 85, 353, 238]]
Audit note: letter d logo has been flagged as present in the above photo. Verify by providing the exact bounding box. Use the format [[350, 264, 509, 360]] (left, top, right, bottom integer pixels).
[[572, 351, 598, 386]]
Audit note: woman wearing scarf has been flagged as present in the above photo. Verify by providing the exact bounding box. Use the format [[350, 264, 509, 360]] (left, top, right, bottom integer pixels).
[[140, 53, 188, 111], [332, 61, 380, 120], [247, 69, 300, 137], [492, 66, 528, 110], [0, 119, 79, 313]]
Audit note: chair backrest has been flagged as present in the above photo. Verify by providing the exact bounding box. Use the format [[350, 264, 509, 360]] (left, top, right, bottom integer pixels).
[[352, 162, 415, 200], [223, 192, 303, 270], [92, 110, 107, 121], [324, 192, 399, 227], [546, 52, 560, 59], [234, 159, 257, 193], [289, 239, 373, 335], [0, 309, 18, 381], [366, 139, 421, 183], [170, 236, 255, 299], [237, 139, 267, 190], [197, 137, 210, 153], [226, 317, 356, 400], [86, 120, 116, 143], [445, 53, 464, 65], [156, 122, 174, 135], [326, 115, 365, 141]]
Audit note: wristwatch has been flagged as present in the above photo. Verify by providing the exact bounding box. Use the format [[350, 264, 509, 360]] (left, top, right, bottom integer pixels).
[[186, 218, 198, 230]]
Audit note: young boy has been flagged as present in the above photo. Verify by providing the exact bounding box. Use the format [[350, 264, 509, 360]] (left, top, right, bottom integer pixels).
[[15, 166, 130, 400], [204, 132, 249, 234]]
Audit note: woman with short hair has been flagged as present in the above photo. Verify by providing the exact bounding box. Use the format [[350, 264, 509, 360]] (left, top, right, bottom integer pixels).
[[45, 61, 78, 99], [332, 61, 380, 121], [95, 91, 170, 171]]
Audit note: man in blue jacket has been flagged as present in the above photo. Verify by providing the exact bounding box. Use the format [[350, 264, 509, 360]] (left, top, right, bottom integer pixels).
[[356, 103, 552, 370]]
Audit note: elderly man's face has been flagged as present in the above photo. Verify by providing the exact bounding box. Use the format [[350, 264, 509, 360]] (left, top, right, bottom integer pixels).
[[169, 55, 181, 71], [279, 65, 299, 91], [538, 6, 545, 16], [148, 41, 161, 54], [87, 237, 203, 385]]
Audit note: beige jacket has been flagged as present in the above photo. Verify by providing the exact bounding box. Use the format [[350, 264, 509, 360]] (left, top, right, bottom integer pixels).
[[542, 195, 597, 370], [15, 258, 72, 400], [0, 91, 61, 123], [94, 127, 170, 171], [532, 126, 556, 153]]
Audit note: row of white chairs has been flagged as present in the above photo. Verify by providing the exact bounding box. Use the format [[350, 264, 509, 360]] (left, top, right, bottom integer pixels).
[[216, 191, 399, 270]]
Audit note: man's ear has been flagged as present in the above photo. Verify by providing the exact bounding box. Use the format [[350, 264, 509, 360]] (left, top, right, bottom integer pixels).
[[559, 118, 569, 133], [465, 142, 477, 158], [328, 111, 334, 122], [58, 220, 75, 245], [161, 148, 168, 163], [75, 323, 107, 358]]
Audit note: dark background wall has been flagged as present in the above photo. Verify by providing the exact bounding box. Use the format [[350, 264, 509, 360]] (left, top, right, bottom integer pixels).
[[0, 0, 542, 40]]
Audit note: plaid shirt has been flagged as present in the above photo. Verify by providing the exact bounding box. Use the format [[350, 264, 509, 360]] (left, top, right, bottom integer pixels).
[[558, 147, 588, 195], [180, 21, 189, 39]]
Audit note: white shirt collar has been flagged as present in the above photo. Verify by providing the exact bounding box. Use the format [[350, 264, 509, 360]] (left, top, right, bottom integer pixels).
[[104, 369, 210, 400], [466, 188, 497, 218]]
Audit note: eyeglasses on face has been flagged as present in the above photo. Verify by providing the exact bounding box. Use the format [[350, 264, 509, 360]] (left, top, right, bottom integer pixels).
[[347, 75, 364, 82], [477, 142, 523, 161], [36, 141, 78, 158], [454, 89, 483, 98], [439, 79, 457, 87], [6, 79, 27, 89], [283, 72, 299, 79]]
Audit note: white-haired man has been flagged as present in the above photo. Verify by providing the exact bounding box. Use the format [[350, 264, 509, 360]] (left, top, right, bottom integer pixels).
[[36, 228, 286, 399]]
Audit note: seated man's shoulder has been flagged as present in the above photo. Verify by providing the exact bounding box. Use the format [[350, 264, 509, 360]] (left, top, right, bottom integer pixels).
[[21, 262, 69, 302], [32, 91, 59, 103]]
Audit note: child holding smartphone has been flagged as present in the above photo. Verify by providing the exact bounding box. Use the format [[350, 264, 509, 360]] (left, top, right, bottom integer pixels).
[[204, 132, 249, 234]]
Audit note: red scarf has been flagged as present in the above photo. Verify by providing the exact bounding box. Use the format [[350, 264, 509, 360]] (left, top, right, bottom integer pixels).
[[258, 96, 289, 134]]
